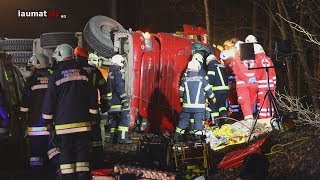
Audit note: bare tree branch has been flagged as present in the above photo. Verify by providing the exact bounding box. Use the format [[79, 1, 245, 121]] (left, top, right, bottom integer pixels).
[[277, 13, 320, 46], [276, 92, 320, 127]]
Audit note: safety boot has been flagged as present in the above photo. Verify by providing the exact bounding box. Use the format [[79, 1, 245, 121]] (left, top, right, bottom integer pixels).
[[117, 130, 133, 144], [109, 128, 118, 144]]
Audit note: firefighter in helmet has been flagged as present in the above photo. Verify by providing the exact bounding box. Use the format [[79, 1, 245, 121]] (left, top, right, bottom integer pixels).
[[107, 54, 132, 144], [74, 46, 110, 169], [20, 53, 59, 178], [175, 58, 215, 142], [182, 52, 207, 129], [206, 54, 230, 126], [42, 44, 98, 179]]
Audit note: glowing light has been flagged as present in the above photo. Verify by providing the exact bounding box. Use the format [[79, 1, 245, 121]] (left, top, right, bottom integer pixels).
[[143, 32, 151, 39]]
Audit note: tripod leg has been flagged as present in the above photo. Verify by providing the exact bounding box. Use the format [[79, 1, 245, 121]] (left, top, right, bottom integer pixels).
[[248, 92, 268, 143], [268, 91, 280, 117]]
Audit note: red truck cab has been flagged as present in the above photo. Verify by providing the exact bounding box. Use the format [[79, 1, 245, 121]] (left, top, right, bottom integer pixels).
[[114, 25, 210, 134]]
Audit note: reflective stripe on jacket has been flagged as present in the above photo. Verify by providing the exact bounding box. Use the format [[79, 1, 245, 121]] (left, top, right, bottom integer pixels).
[[107, 65, 128, 110], [179, 71, 214, 112], [20, 68, 50, 127], [207, 60, 229, 92], [42, 61, 98, 133]]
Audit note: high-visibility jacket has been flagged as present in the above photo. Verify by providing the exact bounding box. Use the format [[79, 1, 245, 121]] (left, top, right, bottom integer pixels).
[[231, 52, 263, 86], [255, 53, 277, 118], [207, 60, 230, 92], [179, 71, 215, 113], [107, 65, 128, 112], [42, 61, 98, 135], [78, 59, 111, 107], [255, 53, 276, 91], [20, 68, 50, 135]]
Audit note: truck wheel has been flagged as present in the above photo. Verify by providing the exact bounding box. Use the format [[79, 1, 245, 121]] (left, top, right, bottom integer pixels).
[[83, 15, 126, 58], [40, 32, 78, 49], [0, 39, 34, 51], [6, 51, 33, 64]]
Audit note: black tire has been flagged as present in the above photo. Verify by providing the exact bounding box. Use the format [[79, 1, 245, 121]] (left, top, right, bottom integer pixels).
[[0, 39, 34, 51], [83, 15, 126, 58], [6, 51, 33, 64], [40, 32, 78, 49]]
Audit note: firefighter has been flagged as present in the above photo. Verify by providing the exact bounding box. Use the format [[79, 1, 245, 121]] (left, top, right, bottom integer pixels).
[[74, 46, 110, 169], [206, 54, 230, 126], [42, 44, 98, 180], [175, 59, 215, 141], [107, 54, 132, 144], [20, 53, 58, 179], [253, 43, 277, 118], [231, 41, 261, 120], [182, 53, 207, 129]]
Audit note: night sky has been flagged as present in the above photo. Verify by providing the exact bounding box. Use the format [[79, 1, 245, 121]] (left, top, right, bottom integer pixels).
[[0, 0, 256, 45], [0, 0, 111, 38]]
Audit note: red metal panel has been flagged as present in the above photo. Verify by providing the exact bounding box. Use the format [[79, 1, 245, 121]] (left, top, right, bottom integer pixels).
[[130, 32, 192, 133], [138, 37, 160, 120], [129, 32, 145, 129], [148, 33, 192, 133]]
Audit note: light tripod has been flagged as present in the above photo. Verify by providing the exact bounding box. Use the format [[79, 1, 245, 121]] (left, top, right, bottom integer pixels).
[[247, 66, 280, 143]]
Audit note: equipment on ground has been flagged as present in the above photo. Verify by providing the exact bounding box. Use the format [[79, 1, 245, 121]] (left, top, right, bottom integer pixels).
[[173, 142, 210, 179]]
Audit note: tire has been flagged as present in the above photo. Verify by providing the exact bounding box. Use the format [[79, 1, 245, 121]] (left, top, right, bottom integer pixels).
[[6, 51, 33, 64], [83, 15, 126, 58], [0, 39, 34, 51], [40, 32, 78, 49]]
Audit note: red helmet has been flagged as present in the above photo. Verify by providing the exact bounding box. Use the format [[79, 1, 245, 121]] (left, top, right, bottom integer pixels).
[[74, 46, 89, 58]]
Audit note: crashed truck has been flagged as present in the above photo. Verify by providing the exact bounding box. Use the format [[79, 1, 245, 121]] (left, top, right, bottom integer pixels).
[[32, 15, 240, 134]]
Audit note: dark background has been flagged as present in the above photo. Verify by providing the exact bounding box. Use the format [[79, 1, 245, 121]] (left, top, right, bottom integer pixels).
[[0, 0, 254, 45]]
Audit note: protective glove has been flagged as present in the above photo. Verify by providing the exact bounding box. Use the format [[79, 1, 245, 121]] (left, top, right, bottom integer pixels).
[[248, 77, 257, 84], [121, 99, 130, 110]]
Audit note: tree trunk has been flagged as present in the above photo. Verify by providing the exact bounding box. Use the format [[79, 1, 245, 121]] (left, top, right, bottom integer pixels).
[[297, 62, 301, 97], [268, 0, 274, 56], [279, 0, 319, 110], [204, 0, 211, 44], [110, 0, 117, 20], [297, 9, 304, 97], [276, 0, 295, 96], [252, 2, 257, 34]]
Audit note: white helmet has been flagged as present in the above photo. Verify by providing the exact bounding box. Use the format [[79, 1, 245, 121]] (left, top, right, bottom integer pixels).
[[191, 53, 204, 64], [254, 44, 265, 54], [52, 44, 73, 62], [111, 54, 124, 67], [187, 60, 201, 72], [220, 50, 233, 61], [88, 52, 101, 67], [206, 54, 217, 65], [245, 35, 258, 43], [29, 53, 49, 69], [235, 41, 244, 51]]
